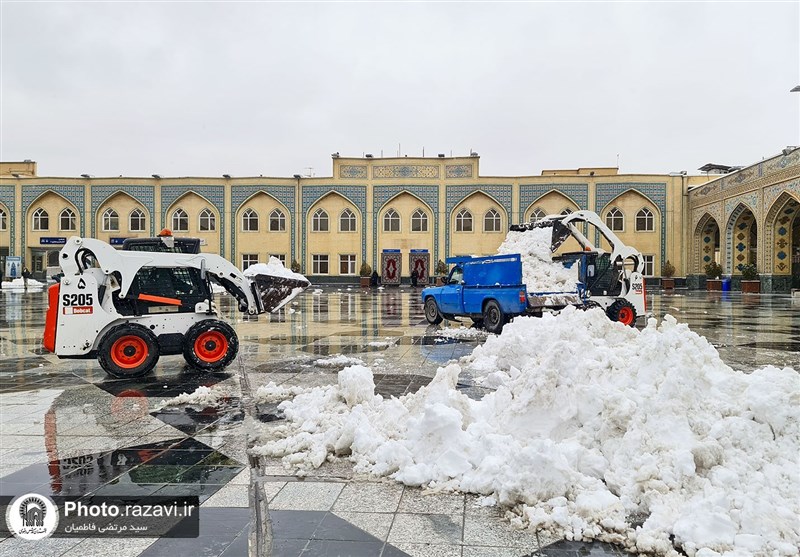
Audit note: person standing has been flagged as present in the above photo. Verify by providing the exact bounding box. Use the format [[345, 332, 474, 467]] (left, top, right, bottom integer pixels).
[[411, 268, 418, 288], [22, 266, 30, 290]]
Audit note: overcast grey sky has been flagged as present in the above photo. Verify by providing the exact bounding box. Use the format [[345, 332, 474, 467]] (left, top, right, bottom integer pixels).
[[2, 1, 798, 178]]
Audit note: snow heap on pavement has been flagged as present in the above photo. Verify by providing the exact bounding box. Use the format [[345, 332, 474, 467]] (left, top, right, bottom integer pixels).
[[251, 308, 800, 557], [497, 227, 579, 293], [1, 278, 45, 289]]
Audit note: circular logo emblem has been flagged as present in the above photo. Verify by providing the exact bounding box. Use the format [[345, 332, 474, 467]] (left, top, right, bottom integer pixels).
[[6, 493, 59, 540]]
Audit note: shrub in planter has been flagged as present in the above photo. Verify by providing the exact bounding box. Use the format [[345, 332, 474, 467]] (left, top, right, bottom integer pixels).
[[290, 259, 301, 273], [740, 263, 760, 293], [705, 261, 723, 291], [434, 260, 449, 285], [359, 262, 372, 287], [661, 260, 676, 290]]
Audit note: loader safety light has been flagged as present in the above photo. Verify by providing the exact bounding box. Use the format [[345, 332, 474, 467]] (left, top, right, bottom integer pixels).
[[519, 290, 526, 303], [158, 228, 173, 237]]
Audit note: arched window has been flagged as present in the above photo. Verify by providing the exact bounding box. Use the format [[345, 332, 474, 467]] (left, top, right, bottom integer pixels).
[[339, 208, 356, 232], [0, 208, 6, 231], [529, 208, 546, 224], [242, 208, 259, 231], [102, 208, 119, 232], [606, 207, 624, 231], [199, 208, 216, 232], [383, 208, 400, 232], [32, 208, 49, 231], [455, 209, 473, 232], [560, 208, 573, 216], [129, 209, 146, 232], [411, 209, 428, 232], [636, 208, 654, 231], [270, 209, 286, 232], [172, 209, 189, 232], [484, 209, 501, 232], [60, 208, 76, 231], [312, 209, 329, 232]]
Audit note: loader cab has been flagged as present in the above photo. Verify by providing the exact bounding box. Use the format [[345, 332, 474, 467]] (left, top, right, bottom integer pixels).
[[573, 251, 623, 297], [122, 231, 200, 254], [113, 266, 211, 316]]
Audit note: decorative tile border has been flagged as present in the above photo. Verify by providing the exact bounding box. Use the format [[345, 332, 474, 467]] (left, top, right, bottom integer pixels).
[[0, 185, 15, 255], [372, 185, 439, 264], [90, 185, 155, 237], [445, 185, 512, 257], [373, 165, 439, 179], [596, 183, 667, 267], [339, 166, 368, 179], [691, 203, 724, 273], [301, 186, 367, 267], [161, 186, 225, 257], [231, 185, 296, 263], [22, 185, 86, 256], [445, 164, 472, 179]]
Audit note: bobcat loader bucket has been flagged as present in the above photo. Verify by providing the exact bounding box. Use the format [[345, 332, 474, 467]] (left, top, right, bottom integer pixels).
[[508, 220, 572, 252], [249, 274, 311, 313]]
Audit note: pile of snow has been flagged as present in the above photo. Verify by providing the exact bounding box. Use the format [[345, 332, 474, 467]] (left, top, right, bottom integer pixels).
[[1, 278, 45, 289], [314, 355, 365, 368], [159, 385, 229, 407], [251, 308, 800, 557], [254, 382, 310, 404], [243, 257, 308, 283], [497, 227, 578, 293]]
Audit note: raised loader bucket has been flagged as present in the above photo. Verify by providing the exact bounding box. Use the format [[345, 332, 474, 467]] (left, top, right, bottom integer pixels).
[[249, 274, 311, 313]]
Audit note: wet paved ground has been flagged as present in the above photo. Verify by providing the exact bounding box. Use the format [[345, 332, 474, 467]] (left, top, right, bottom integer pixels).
[[0, 284, 798, 556]]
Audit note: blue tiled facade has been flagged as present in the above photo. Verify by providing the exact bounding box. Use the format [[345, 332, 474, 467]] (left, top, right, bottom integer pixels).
[[0, 185, 15, 255], [90, 185, 156, 237], [373, 185, 439, 264], [595, 183, 667, 266], [22, 185, 86, 255], [161, 186, 226, 257], [301, 186, 368, 265], [445, 185, 513, 257], [232, 185, 296, 262], [518, 184, 589, 222]]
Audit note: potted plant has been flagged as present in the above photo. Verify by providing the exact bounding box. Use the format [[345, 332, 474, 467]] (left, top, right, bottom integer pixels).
[[705, 261, 723, 291], [435, 260, 449, 285], [661, 260, 676, 290], [359, 262, 372, 288], [740, 263, 760, 293], [290, 259, 301, 273]]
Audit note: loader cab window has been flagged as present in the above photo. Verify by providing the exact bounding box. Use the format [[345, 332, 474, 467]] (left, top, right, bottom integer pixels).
[[113, 266, 210, 315], [580, 252, 622, 297]]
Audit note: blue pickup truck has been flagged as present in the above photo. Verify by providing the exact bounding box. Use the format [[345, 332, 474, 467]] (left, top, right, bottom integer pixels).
[[421, 211, 648, 333], [421, 253, 585, 333]]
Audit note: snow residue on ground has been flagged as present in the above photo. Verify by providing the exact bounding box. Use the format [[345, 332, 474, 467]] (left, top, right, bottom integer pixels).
[[243, 257, 308, 283], [497, 227, 578, 293], [436, 326, 487, 340], [368, 338, 398, 348], [1, 278, 45, 289], [314, 355, 365, 368], [159, 385, 229, 407], [254, 382, 309, 404], [251, 308, 800, 557]]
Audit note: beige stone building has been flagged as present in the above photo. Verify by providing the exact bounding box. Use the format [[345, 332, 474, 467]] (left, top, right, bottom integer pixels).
[[1, 151, 797, 292]]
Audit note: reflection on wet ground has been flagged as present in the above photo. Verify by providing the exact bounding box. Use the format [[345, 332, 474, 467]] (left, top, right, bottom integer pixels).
[[1, 286, 798, 556]]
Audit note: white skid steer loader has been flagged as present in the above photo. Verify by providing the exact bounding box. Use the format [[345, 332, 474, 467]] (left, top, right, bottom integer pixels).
[[43, 236, 310, 378]]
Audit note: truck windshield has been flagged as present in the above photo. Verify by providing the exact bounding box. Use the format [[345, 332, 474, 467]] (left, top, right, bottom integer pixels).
[[448, 267, 463, 285]]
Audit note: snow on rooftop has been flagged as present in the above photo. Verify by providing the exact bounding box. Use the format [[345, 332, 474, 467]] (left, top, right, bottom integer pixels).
[[496, 227, 578, 293], [250, 308, 800, 557]]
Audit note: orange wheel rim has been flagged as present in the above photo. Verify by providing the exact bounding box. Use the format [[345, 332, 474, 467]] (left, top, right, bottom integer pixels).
[[194, 331, 228, 363], [111, 335, 148, 369], [618, 307, 634, 325]]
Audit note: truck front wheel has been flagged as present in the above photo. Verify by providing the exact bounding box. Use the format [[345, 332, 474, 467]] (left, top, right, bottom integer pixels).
[[606, 299, 636, 327], [483, 300, 506, 334], [424, 297, 444, 325]]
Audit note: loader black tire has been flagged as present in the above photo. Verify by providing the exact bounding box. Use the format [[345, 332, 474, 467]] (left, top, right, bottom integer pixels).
[[98, 323, 160, 379], [183, 320, 239, 372], [606, 299, 637, 327], [483, 300, 506, 334], [424, 297, 444, 325]]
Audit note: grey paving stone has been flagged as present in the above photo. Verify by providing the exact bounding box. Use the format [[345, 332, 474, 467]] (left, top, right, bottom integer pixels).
[[270, 481, 345, 511], [332, 511, 395, 541], [399, 488, 466, 515], [333, 481, 404, 513], [388, 513, 464, 545]]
